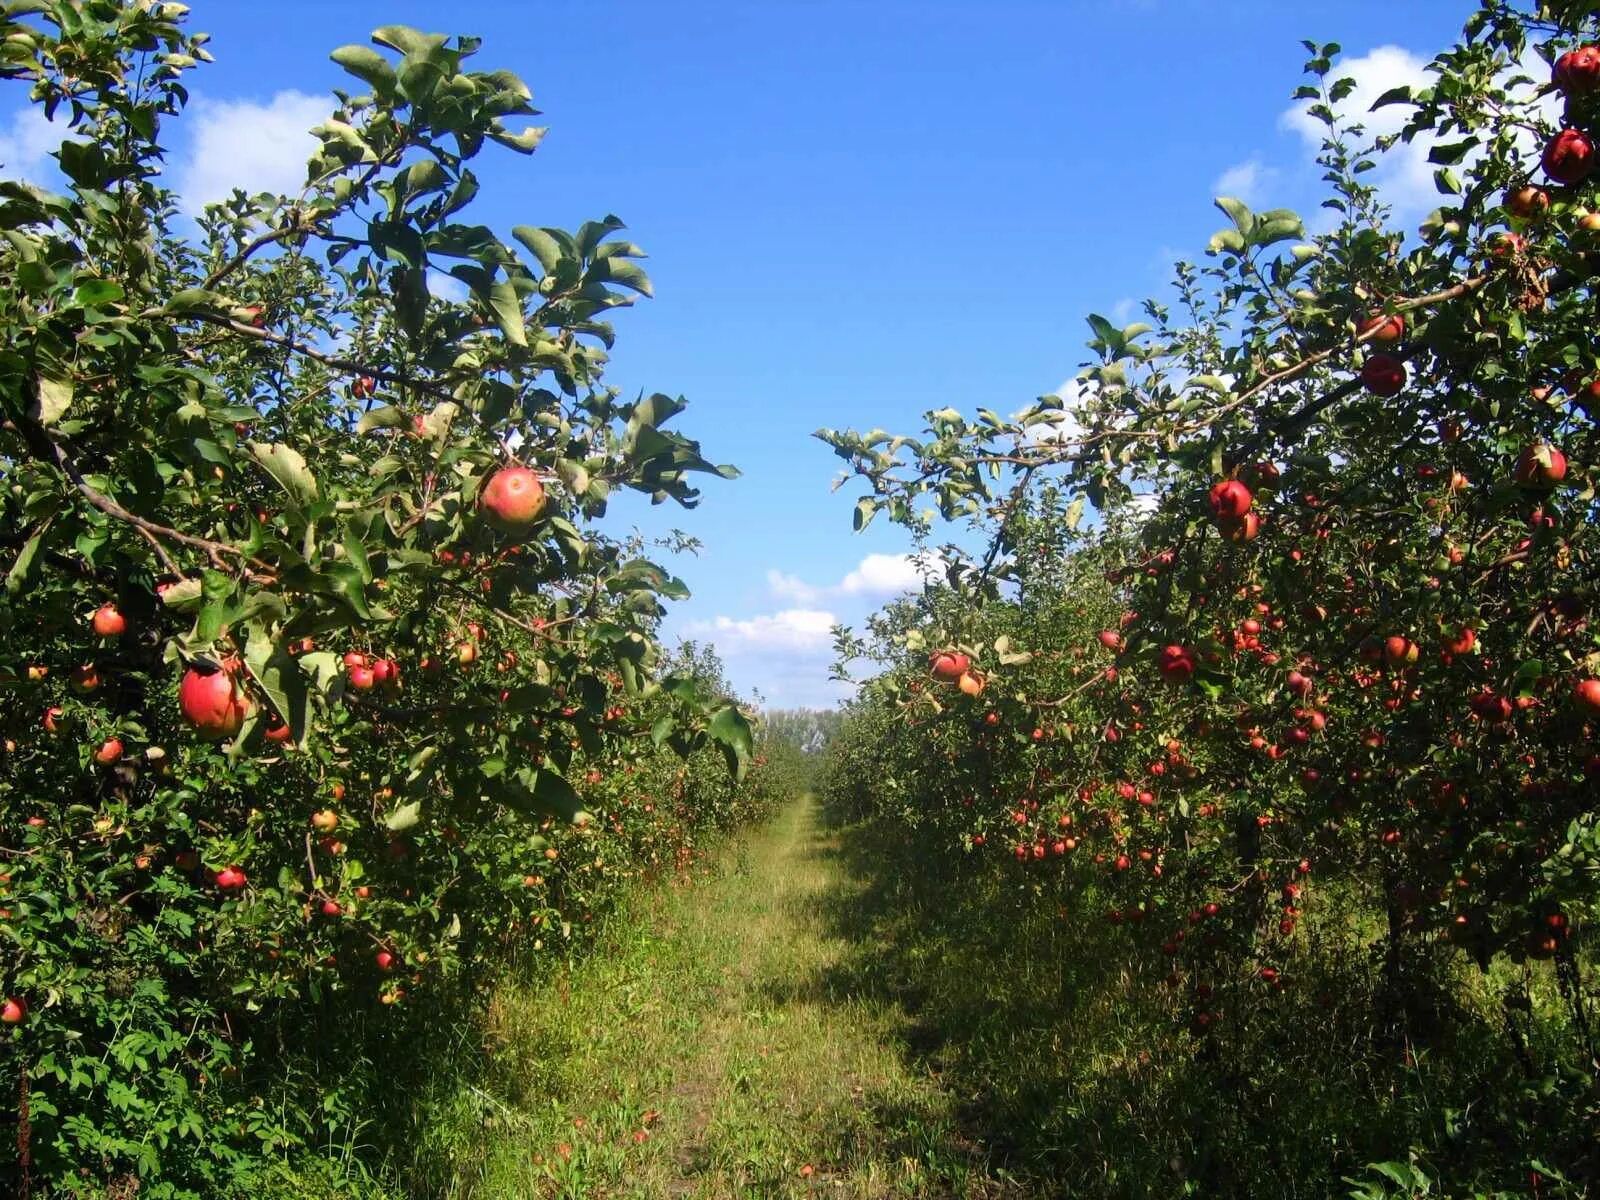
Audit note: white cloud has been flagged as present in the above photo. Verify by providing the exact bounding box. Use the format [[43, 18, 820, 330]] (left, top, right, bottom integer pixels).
[[1280, 46, 1435, 218], [685, 608, 838, 653], [174, 90, 329, 214], [1023, 377, 1093, 446], [0, 107, 65, 184], [767, 552, 932, 605], [1213, 158, 1279, 207]]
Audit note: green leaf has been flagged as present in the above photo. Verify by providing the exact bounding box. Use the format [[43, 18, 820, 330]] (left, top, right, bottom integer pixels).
[[383, 800, 424, 833], [330, 44, 396, 93], [357, 405, 406, 434], [707, 703, 754, 781], [34, 373, 72, 425], [511, 225, 565, 274], [1214, 196, 1254, 235], [481, 278, 526, 346], [249, 442, 319, 508], [5, 523, 47, 594]]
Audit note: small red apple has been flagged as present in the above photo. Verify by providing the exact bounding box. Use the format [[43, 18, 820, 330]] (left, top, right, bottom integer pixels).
[[215, 865, 248, 890], [179, 664, 250, 740], [94, 737, 123, 764], [1157, 645, 1196, 685], [1543, 128, 1595, 185], [1513, 443, 1566, 489], [1208, 479, 1253, 521], [1358, 312, 1405, 343], [928, 650, 971, 681], [91, 604, 127, 637], [1360, 354, 1406, 397], [1, 996, 25, 1025], [480, 466, 548, 536], [1554, 46, 1600, 96], [1506, 186, 1550, 220], [1573, 677, 1600, 715]]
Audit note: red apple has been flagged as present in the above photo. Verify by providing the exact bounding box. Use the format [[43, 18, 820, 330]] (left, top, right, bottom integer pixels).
[[1543, 128, 1595, 185], [91, 604, 127, 637], [69, 664, 101, 695], [311, 809, 339, 832], [929, 650, 971, 680], [1573, 677, 1600, 715], [1513, 443, 1566, 489], [1208, 479, 1253, 521], [1, 996, 25, 1025], [1360, 354, 1406, 397], [1506, 185, 1551, 220], [179, 664, 250, 740], [1157, 645, 1196, 685], [1358, 312, 1405, 343], [94, 737, 123, 764], [480, 466, 547, 536], [1554, 46, 1600, 96], [214, 865, 248, 890]]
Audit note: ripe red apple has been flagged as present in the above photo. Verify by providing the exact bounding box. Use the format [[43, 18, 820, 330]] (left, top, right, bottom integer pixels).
[[1573, 677, 1600, 715], [1383, 636, 1418, 668], [320, 900, 342, 916], [179, 664, 250, 740], [929, 650, 971, 680], [1208, 479, 1253, 521], [42, 706, 65, 735], [372, 658, 400, 689], [1, 996, 25, 1025], [214, 865, 248, 890], [94, 737, 123, 765], [1543, 128, 1595, 184], [1513, 443, 1566, 488], [1157, 645, 1196, 685], [480, 466, 547, 536], [1097, 630, 1122, 652], [375, 949, 397, 972], [91, 604, 127, 637], [1358, 312, 1405, 343], [347, 663, 376, 691], [1360, 354, 1406, 396], [69, 664, 101, 695], [957, 671, 985, 697], [1442, 626, 1476, 656], [1554, 46, 1600, 95], [1507, 185, 1551, 220], [263, 716, 293, 743]]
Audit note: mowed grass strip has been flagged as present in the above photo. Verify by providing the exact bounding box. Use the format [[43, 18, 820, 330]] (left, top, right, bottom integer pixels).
[[418, 796, 1009, 1199]]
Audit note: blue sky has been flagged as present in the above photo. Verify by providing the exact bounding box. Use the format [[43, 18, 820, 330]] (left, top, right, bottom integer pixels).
[[0, 1, 1470, 707]]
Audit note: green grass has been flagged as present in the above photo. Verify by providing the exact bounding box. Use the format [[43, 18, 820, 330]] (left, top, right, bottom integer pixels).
[[267, 794, 1597, 1198], [383, 794, 1011, 1198]]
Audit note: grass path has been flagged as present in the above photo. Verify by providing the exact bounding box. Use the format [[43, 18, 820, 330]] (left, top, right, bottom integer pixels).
[[432, 794, 1014, 1199]]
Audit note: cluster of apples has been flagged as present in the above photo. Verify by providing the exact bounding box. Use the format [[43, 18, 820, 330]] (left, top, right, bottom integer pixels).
[[928, 649, 985, 696]]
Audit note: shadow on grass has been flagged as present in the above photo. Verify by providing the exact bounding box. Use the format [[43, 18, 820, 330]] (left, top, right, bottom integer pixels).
[[782, 808, 1600, 1199]]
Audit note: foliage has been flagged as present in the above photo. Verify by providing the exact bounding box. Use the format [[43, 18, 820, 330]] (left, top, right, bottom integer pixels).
[[820, 1, 1600, 1191], [0, 3, 773, 1193]]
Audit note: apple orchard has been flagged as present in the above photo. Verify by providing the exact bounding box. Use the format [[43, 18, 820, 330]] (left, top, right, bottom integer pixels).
[[2, 0, 1600, 1196], [0, 4, 791, 1191], [819, 2, 1600, 1190]]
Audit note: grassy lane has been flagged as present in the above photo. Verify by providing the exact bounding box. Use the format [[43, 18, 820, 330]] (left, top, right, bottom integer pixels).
[[421, 795, 1015, 1199]]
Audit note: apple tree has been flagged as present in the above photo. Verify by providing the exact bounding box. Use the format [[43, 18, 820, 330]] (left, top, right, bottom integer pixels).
[[0, 2, 765, 1190]]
